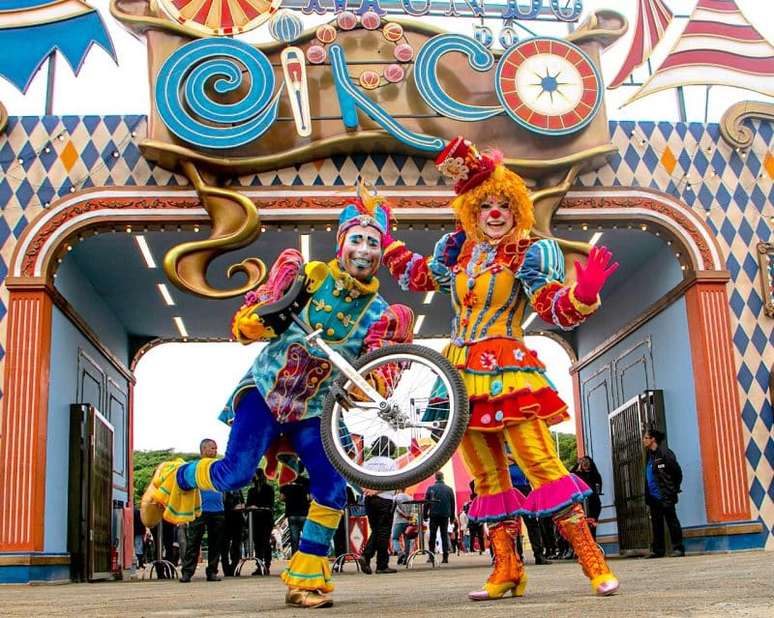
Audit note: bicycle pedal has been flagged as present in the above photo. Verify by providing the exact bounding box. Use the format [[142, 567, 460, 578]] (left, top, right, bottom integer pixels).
[[331, 384, 354, 409]]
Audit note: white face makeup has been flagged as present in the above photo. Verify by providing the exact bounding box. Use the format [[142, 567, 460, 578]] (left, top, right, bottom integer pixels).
[[477, 195, 515, 241], [340, 224, 382, 281]]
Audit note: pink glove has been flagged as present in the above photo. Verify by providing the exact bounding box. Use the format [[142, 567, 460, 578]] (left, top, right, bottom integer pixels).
[[244, 249, 303, 306], [574, 245, 619, 304]]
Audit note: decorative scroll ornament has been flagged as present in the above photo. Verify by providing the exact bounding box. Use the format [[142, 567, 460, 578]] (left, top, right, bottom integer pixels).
[[163, 161, 267, 299], [156, 0, 282, 37], [155, 38, 283, 150], [625, 0, 774, 106], [719, 101, 774, 149], [608, 0, 673, 90]]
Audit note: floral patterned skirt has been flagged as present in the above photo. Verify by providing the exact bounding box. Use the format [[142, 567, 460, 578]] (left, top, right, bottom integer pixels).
[[444, 337, 569, 431]]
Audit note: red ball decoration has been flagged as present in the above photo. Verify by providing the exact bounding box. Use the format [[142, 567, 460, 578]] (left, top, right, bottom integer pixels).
[[337, 11, 358, 30], [394, 43, 414, 63], [361, 10, 381, 30], [382, 22, 403, 42], [306, 44, 327, 64], [383, 64, 405, 83], [359, 70, 381, 90], [315, 23, 337, 44]]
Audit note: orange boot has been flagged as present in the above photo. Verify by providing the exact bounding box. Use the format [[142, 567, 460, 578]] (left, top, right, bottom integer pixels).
[[554, 505, 619, 596], [468, 520, 528, 601]]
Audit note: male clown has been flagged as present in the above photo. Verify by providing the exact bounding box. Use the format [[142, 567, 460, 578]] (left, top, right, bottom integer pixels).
[[142, 193, 413, 608]]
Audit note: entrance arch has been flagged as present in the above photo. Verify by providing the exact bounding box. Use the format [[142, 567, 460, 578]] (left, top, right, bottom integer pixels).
[[0, 184, 752, 568]]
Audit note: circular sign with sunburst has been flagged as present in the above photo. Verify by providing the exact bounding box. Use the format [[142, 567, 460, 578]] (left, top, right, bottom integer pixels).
[[156, 0, 282, 37], [495, 37, 603, 136]]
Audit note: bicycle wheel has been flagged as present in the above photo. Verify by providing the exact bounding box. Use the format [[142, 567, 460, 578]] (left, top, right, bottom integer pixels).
[[320, 343, 468, 490]]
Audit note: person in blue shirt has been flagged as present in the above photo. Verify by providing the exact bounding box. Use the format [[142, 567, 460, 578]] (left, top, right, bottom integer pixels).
[[180, 439, 225, 583]]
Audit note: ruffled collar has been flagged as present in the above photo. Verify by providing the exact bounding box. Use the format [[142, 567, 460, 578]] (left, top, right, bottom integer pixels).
[[329, 259, 380, 296]]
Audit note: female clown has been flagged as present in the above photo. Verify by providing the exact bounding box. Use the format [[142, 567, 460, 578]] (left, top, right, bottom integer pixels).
[[142, 195, 413, 609], [382, 137, 620, 600]]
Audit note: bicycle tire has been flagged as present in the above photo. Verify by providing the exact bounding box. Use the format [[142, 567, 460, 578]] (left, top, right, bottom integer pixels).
[[320, 343, 469, 490]]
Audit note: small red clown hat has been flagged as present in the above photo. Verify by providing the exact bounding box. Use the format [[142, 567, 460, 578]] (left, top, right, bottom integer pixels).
[[435, 136, 502, 195]]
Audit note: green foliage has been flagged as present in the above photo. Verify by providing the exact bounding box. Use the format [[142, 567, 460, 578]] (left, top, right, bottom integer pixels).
[[555, 432, 579, 470], [132, 449, 198, 504]]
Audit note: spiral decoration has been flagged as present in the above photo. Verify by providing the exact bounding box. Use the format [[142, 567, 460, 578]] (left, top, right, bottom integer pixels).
[[155, 38, 281, 150]]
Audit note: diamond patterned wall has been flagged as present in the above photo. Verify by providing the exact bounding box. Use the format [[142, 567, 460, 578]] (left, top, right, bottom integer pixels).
[[0, 115, 772, 548]]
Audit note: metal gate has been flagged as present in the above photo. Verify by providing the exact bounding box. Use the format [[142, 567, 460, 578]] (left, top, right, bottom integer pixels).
[[608, 390, 666, 555], [68, 404, 114, 581]]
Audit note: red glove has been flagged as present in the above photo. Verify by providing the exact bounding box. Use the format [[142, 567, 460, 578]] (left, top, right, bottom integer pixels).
[[573, 246, 619, 304]]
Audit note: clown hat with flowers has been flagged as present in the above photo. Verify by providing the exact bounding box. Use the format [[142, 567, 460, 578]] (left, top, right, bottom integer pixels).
[[436, 136, 534, 241]]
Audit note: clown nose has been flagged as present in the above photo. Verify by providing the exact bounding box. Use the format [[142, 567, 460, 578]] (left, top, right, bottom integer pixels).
[[489, 210, 502, 219]]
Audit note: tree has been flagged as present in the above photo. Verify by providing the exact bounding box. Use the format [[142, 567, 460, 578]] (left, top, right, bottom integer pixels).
[[555, 432, 578, 471]]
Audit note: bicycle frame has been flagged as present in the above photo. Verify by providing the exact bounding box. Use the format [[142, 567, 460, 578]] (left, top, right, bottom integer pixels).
[[291, 314, 387, 411]]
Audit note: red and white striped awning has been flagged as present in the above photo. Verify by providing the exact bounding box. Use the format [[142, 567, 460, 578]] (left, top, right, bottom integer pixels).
[[609, 0, 673, 90], [625, 0, 774, 105]]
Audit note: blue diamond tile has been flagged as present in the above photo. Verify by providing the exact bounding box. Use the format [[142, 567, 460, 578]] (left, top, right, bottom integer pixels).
[[741, 401, 758, 432], [720, 219, 736, 245], [729, 287, 744, 316], [0, 217, 9, 247], [122, 143, 141, 170], [696, 185, 714, 210], [642, 146, 659, 172], [750, 185, 766, 212], [103, 116, 122, 133], [0, 140, 17, 166], [80, 142, 99, 169], [41, 116, 59, 133], [12, 215, 27, 239], [640, 121, 656, 138], [83, 116, 101, 133], [62, 117, 81, 133], [751, 325, 767, 355], [623, 145, 641, 171], [0, 178, 12, 205], [747, 288, 763, 314], [15, 178, 34, 207], [693, 150, 709, 176], [733, 325, 750, 354], [749, 477, 765, 509], [728, 150, 744, 176], [746, 440, 762, 470], [738, 219, 754, 245], [755, 362, 769, 392], [764, 437, 774, 470], [742, 253, 758, 281], [677, 149, 691, 172], [761, 401, 773, 430], [36, 178, 55, 206], [755, 217, 771, 242], [759, 119, 773, 142], [715, 184, 732, 209], [733, 185, 750, 207], [738, 363, 754, 391], [745, 151, 762, 177]]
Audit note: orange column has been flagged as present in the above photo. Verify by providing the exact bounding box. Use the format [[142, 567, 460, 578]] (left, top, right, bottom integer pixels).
[[0, 287, 53, 551], [570, 369, 586, 458], [684, 280, 750, 522]]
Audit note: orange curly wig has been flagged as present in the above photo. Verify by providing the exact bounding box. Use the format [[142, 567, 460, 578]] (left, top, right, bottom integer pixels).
[[452, 165, 534, 242]]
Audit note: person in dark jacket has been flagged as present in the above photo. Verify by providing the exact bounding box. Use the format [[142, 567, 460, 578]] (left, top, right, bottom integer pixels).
[[220, 489, 245, 576], [425, 471, 456, 563], [570, 456, 603, 541], [643, 429, 684, 558], [508, 459, 550, 565], [246, 469, 275, 575]]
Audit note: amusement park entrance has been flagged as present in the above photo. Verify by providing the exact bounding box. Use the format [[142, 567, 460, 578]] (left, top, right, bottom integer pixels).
[[0, 185, 755, 581]]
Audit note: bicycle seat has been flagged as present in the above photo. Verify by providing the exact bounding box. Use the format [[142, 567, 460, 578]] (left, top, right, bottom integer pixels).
[[252, 273, 311, 337]]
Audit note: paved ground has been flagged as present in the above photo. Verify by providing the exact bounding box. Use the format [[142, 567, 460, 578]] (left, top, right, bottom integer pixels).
[[1, 551, 773, 617]]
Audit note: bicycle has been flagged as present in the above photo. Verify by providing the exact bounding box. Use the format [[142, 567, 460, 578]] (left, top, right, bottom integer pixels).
[[254, 269, 470, 490]]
